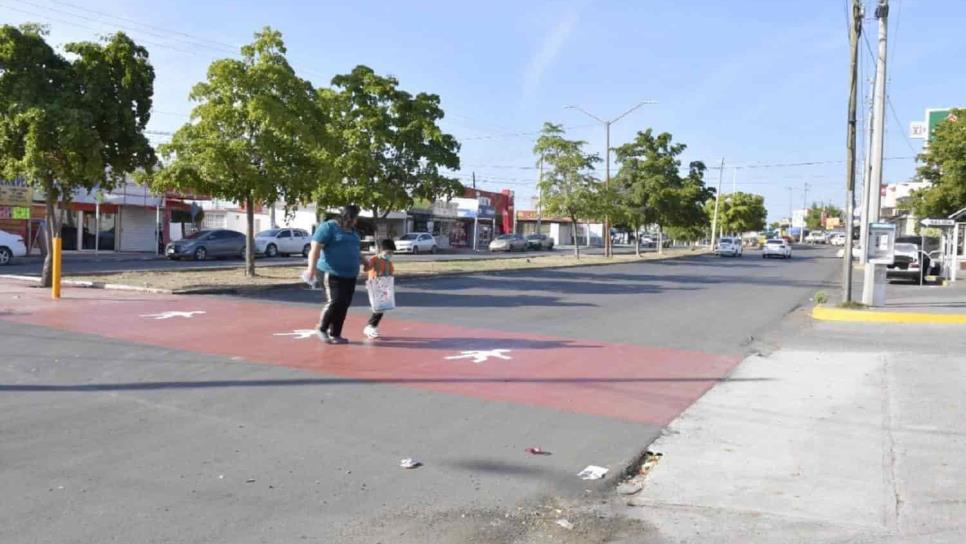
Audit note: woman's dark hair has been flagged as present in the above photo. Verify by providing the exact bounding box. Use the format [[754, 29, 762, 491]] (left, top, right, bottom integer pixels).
[[340, 205, 360, 228], [380, 239, 396, 251]]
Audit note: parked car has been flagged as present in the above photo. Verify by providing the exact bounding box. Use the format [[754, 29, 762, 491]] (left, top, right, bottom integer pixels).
[[0, 229, 27, 265], [165, 229, 246, 261], [714, 236, 743, 257], [489, 234, 527, 252], [887, 242, 940, 283], [762, 238, 792, 259], [638, 236, 656, 248], [805, 231, 827, 244], [525, 233, 554, 250], [255, 228, 311, 257], [829, 232, 846, 246], [394, 232, 437, 254]]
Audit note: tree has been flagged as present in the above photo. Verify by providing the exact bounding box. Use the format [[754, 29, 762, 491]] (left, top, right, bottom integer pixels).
[[910, 108, 966, 219], [613, 130, 713, 255], [321, 66, 461, 228], [704, 191, 767, 235], [805, 202, 843, 230], [151, 28, 324, 276], [0, 24, 155, 286], [533, 123, 601, 258]]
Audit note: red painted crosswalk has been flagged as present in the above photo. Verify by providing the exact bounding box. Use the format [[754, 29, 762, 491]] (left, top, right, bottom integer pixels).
[[1, 282, 740, 424]]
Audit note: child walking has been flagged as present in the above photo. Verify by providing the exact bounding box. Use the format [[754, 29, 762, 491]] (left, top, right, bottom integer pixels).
[[363, 239, 395, 339]]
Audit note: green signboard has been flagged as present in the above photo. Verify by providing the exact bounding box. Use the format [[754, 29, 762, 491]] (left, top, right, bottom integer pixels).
[[926, 108, 960, 142]]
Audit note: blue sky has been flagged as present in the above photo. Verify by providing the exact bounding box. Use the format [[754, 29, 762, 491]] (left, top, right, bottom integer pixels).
[[4, 0, 964, 221]]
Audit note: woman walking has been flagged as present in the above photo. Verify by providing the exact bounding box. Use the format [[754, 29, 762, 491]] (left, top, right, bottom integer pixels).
[[305, 205, 364, 344]]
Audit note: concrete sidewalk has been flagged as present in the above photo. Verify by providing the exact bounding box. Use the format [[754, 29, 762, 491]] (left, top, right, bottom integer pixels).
[[619, 314, 966, 543]]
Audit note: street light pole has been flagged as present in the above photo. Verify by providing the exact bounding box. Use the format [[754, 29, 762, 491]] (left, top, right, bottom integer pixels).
[[710, 158, 725, 251], [565, 100, 657, 257]]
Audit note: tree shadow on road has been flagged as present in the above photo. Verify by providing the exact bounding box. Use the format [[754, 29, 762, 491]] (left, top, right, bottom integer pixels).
[[0, 375, 772, 393]]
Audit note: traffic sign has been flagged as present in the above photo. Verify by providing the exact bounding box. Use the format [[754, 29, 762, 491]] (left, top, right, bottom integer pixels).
[[921, 218, 955, 227], [910, 121, 927, 139]]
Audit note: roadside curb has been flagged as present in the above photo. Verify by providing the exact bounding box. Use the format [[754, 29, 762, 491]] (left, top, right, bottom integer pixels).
[[811, 304, 966, 325]]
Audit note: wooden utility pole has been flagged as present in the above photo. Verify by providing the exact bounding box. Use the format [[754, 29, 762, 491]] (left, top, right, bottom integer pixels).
[[843, 0, 863, 303]]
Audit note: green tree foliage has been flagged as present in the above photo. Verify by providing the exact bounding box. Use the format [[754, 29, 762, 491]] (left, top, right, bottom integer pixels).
[[705, 191, 767, 235], [805, 202, 843, 230], [323, 65, 461, 221], [533, 123, 601, 258], [613, 130, 713, 255], [910, 108, 966, 219], [151, 28, 324, 276], [0, 24, 155, 286]]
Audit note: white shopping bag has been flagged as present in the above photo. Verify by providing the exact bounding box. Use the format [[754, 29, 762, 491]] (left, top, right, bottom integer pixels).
[[366, 276, 396, 312]]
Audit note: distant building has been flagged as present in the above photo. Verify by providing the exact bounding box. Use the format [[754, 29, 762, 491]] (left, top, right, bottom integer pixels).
[[881, 181, 930, 236]]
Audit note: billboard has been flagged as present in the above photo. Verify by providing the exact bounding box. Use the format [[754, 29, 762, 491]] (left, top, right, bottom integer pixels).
[[918, 108, 961, 142], [0, 179, 33, 207]]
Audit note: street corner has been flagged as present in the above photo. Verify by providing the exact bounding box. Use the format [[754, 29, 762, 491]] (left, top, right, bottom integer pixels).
[[811, 304, 966, 325]]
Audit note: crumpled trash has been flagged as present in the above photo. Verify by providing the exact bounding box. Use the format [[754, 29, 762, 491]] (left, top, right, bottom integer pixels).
[[577, 465, 608, 480], [555, 519, 574, 530], [525, 447, 551, 455], [617, 481, 643, 495], [399, 458, 422, 469]]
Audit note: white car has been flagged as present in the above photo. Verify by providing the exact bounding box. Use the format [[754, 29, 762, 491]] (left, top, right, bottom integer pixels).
[[394, 232, 437, 254], [829, 233, 846, 246], [715, 237, 743, 257], [0, 229, 28, 265], [255, 228, 311, 258], [762, 238, 792, 259], [805, 231, 827, 244]]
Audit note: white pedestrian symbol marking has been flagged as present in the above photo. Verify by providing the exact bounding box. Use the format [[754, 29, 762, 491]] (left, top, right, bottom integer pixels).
[[273, 329, 317, 340], [140, 311, 206, 320], [445, 349, 512, 364]]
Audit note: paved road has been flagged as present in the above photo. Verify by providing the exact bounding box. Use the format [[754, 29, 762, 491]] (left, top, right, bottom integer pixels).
[[0, 245, 649, 276], [0, 245, 839, 543]]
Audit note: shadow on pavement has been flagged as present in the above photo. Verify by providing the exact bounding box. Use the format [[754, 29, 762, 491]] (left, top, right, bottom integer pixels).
[[0, 375, 772, 392]]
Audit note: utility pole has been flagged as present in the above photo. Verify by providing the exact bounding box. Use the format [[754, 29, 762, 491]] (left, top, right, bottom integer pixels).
[[858, 70, 876, 264], [862, 0, 888, 307], [787, 186, 794, 234], [800, 182, 810, 243], [472, 171, 479, 251], [843, 0, 863, 303], [536, 157, 543, 234], [710, 158, 725, 250], [566, 100, 657, 257]]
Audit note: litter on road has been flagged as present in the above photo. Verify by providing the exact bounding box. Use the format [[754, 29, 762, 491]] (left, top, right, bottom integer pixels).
[[525, 447, 551, 455], [555, 519, 575, 530], [399, 458, 422, 469], [577, 465, 609, 480]]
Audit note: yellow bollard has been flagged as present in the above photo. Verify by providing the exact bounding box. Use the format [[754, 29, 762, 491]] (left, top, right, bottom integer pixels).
[[52, 237, 62, 299]]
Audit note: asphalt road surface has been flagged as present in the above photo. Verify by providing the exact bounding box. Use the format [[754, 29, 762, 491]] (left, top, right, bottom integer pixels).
[[0, 245, 839, 543]]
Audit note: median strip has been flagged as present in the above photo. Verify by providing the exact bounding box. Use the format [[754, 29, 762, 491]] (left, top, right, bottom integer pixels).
[[58, 248, 706, 294]]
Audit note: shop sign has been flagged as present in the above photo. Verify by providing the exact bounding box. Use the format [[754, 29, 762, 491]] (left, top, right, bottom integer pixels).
[[0, 206, 31, 220], [0, 179, 33, 206]]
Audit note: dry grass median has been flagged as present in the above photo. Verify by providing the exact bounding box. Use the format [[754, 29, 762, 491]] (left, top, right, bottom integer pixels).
[[69, 248, 706, 293]]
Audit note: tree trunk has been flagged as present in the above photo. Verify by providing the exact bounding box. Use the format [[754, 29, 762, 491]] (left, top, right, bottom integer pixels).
[[657, 225, 664, 255], [41, 191, 61, 288], [634, 222, 641, 257], [245, 195, 255, 277], [571, 216, 580, 259]]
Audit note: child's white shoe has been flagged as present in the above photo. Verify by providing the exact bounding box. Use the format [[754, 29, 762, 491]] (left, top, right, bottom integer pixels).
[[363, 325, 379, 339]]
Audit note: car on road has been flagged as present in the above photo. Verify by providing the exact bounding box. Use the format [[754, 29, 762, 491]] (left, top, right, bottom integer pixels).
[[255, 228, 311, 258], [714, 237, 743, 257], [828, 232, 846, 246], [805, 231, 827, 244], [762, 238, 792, 259], [394, 232, 438, 254], [887, 242, 939, 283], [165, 229, 246, 261], [0, 229, 27, 265], [525, 233, 554, 250], [489, 234, 527, 252]]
